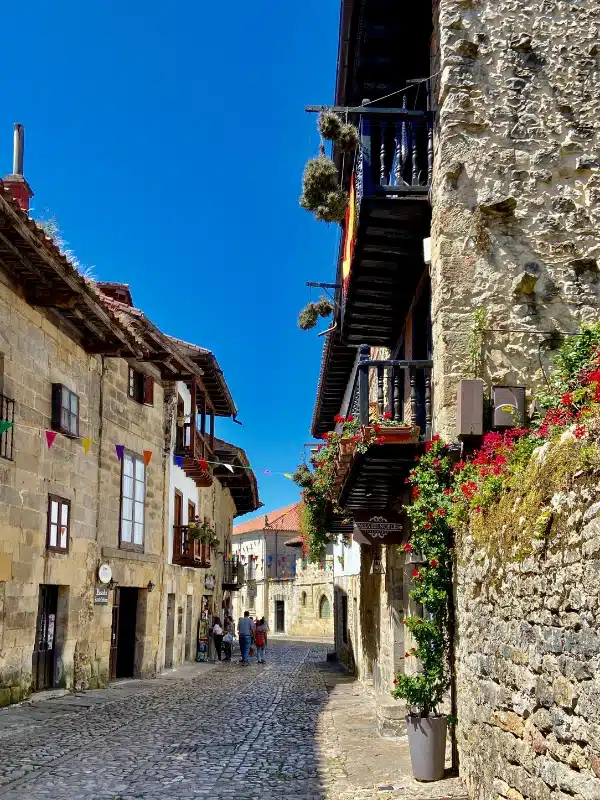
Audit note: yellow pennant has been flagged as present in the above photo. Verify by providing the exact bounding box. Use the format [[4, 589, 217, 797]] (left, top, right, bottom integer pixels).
[[82, 437, 93, 454], [283, 473, 293, 480]]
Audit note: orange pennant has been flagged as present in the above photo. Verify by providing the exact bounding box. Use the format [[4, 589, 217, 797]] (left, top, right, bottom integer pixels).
[[143, 450, 152, 466]]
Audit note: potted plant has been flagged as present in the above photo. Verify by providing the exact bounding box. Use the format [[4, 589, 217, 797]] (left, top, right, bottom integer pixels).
[[336, 414, 360, 460], [392, 617, 449, 781], [362, 412, 420, 446]]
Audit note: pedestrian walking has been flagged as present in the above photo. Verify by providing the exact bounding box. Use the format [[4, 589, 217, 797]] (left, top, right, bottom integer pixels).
[[237, 610, 255, 666], [223, 615, 234, 662], [211, 616, 224, 661], [255, 617, 269, 664]]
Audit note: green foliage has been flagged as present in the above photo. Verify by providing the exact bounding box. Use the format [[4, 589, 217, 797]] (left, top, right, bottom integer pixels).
[[537, 325, 600, 409], [317, 110, 342, 141], [468, 306, 487, 378], [337, 123, 359, 154], [299, 156, 347, 224], [298, 298, 334, 331]]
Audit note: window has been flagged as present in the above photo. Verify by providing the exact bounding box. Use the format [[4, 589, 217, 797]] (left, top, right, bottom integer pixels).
[[188, 500, 196, 524], [47, 495, 70, 552], [120, 452, 145, 549], [128, 367, 154, 405], [301, 591, 307, 607], [52, 384, 79, 436], [319, 595, 330, 619]]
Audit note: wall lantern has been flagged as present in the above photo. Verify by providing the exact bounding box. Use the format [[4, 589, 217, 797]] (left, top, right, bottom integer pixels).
[[147, 581, 155, 593], [370, 548, 386, 575]]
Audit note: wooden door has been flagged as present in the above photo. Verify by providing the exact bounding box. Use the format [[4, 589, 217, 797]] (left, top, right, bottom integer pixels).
[[32, 585, 58, 691], [109, 587, 120, 680], [184, 596, 193, 661], [174, 490, 183, 528]]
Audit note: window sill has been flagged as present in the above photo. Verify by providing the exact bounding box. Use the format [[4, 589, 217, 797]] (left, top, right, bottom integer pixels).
[[102, 546, 160, 564]]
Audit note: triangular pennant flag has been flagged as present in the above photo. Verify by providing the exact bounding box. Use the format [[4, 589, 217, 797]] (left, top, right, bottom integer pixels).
[[45, 431, 57, 449], [115, 444, 125, 461], [82, 437, 92, 455], [264, 469, 272, 475], [0, 421, 14, 435], [223, 463, 234, 473], [174, 455, 183, 468], [199, 459, 208, 471], [143, 450, 152, 466], [283, 473, 293, 480]]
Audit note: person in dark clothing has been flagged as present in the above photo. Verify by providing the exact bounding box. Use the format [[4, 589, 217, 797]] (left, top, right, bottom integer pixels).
[[223, 615, 234, 662], [211, 616, 224, 661]]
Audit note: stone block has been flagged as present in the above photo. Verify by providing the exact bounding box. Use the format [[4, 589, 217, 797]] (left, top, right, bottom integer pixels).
[[0, 687, 11, 707]]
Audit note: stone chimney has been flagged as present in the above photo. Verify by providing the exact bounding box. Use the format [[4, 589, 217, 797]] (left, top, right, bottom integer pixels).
[[4, 124, 33, 212]]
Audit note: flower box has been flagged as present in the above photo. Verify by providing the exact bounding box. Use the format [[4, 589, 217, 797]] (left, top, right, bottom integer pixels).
[[364, 425, 421, 445], [338, 437, 357, 460]]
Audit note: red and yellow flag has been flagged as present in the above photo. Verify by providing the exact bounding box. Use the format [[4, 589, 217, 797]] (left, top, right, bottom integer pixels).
[[342, 174, 357, 296]]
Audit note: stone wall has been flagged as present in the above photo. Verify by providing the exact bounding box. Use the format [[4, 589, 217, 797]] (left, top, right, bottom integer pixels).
[[456, 463, 600, 798], [285, 558, 334, 639], [432, 0, 600, 440], [0, 273, 104, 702]]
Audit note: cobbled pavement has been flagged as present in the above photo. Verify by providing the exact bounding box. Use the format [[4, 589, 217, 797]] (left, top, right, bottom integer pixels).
[[0, 640, 466, 800]]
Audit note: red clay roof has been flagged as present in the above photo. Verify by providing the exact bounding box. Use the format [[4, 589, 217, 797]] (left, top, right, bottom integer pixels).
[[233, 502, 302, 535]]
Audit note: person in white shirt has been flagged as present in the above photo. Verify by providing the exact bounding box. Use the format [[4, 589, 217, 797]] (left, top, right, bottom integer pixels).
[[211, 616, 224, 661]]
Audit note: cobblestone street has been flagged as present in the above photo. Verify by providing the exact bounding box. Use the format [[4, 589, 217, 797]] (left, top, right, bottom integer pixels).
[[0, 641, 465, 800]]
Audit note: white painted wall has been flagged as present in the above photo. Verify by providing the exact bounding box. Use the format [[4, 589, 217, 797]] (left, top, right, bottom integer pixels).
[[333, 536, 361, 578], [168, 380, 201, 563]]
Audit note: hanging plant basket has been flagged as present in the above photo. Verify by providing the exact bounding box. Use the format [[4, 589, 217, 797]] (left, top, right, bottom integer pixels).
[[317, 110, 343, 141], [298, 298, 334, 331], [337, 123, 360, 154], [338, 437, 357, 460]]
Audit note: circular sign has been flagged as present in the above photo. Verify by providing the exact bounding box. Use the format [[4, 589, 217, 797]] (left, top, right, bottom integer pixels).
[[98, 564, 112, 584]]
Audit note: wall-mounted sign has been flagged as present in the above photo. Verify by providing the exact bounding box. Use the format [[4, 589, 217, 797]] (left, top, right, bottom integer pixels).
[[353, 509, 407, 545], [94, 585, 110, 605], [98, 564, 112, 585]]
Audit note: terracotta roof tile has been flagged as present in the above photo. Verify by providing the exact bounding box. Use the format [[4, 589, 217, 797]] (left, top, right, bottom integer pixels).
[[233, 502, 302, 535]]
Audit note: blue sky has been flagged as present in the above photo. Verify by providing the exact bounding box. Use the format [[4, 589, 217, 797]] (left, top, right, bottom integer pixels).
[[1, 1, 341, 518]]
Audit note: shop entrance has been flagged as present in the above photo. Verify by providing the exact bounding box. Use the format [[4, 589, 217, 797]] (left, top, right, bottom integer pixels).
[[110, 587, 138, 679], [165, 593, 176, 668], [32, 584, 58, 691]]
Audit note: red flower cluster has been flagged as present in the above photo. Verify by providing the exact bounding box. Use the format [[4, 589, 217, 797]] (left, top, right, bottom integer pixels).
[[412, 486, 420, 500], [461, 481, 478, 500], [383, 411, 393, 420], [334, 414, 355, 424], [411, 568, 422, 580], [443, 488, 453, 496], [425, 523, 432, 530], [429, 558, 439, 568], [375, 436, 385, 444], [562, 392, 574, 406], [574, 425, 587, 439], [403, 543, 414, 553]]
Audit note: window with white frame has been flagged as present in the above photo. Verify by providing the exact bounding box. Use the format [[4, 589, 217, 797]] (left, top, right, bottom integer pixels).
[[120, 452, 145, 549]]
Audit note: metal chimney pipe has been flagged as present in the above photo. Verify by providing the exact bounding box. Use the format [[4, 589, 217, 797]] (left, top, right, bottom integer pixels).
[[13, 124, 24, 176]]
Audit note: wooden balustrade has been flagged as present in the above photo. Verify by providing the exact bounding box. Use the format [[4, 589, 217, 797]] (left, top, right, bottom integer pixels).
[[172, 526, 211, 568], [354, 344, 433, 440]]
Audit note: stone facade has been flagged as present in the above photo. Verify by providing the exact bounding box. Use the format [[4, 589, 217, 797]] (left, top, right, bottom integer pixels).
[[431, 0, 600, 440], [456, 461, 600, 799]]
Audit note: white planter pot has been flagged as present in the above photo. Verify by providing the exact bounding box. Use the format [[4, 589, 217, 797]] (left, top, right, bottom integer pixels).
[[406, 713, 447, 781]]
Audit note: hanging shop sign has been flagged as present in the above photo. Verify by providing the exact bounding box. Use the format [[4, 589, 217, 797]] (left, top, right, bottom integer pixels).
[[353, 508, 408, 546], [98, 564, 112, 584]]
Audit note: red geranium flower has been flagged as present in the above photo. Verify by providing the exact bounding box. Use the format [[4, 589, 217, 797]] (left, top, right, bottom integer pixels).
[[561, 392, 574, 406], [412, 486, 420, 500], [334, 414, 344, 424], [373, 424, 381, 432], [574, 425, 586, 439], [437, 508, 447, 517], [430, 558, 439, 568], [375, 436, 385, 444], [433, 458, 440, 468], [393, 678, 398, 685], [321, 433, 329, 441], [427, 511, 435, 520], [403, 543, 414, 553], [443, 488, 453, 496], [383, 411, 393, 420], [346, 414, 354, 422], [432, 434, 441, 442], [425, 523, 432, 530], [425, 440, 433, 453], [411, 568, 422, 579], [474, 506, 482, 513]]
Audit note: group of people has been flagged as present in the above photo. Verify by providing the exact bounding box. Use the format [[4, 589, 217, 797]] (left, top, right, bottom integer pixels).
[[209, 611, 269, 666], [237, 610, 269, 665], [209, 615, 235, 662]]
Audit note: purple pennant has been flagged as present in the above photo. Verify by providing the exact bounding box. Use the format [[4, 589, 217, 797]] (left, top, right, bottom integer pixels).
[[115, 444, 125, 461], [264, 469, 272, 475]]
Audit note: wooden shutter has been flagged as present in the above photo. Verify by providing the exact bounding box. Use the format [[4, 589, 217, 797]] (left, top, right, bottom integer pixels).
[[143, 375, 154, 405], [51, 384, 62, 431]]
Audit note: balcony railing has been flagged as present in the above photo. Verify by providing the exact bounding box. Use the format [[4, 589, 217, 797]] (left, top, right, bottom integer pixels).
[[355, 105, 433, 203], [222, 555, 243, 590], [0, 393, 14, 461], [175, 423, 214, 461], [351, 345, 433, 440], [172, 525, 211, 568]]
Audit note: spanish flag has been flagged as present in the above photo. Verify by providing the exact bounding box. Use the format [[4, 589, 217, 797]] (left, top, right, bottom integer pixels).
[[342, 174, 356, 296]]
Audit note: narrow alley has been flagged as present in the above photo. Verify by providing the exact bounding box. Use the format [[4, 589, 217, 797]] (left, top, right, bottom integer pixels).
[[0, 640, 465, 800]]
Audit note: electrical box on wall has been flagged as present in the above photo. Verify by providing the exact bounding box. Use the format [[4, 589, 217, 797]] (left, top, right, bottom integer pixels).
[[492, 385, 526, 428], [456, 379, 484, 438]]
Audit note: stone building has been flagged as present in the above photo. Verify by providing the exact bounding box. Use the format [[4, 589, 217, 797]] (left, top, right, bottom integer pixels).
[[305, 0, 600, 776], [0, 144, 259, 705], [232, 503, 334, 638]]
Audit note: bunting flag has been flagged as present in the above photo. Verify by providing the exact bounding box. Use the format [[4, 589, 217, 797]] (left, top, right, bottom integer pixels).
[[0, 421, 14, 435], [143, 450, 152, 466], [223, 463, 234, 473], [198, 459, 208, 471], [45, 431, 57, 449], [174, 455, 183, 467], [82, 437, 93, 454], [264, 469, 271, 475], [283, 473, 293, 480], [115, 444, 125, 461]]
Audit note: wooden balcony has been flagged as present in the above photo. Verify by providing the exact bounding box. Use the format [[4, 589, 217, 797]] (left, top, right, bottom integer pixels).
[[336, 348, 433, 511], [344, 105, 432, 347], [174, 423, 214, 487], [0, 393, 15, 461], [172, 526, 211, 568], [222, 555, 242, 591]]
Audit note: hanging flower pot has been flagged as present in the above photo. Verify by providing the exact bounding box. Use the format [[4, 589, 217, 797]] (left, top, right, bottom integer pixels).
[[338, 437, 357, 460], [406, 714, 448, 782]]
